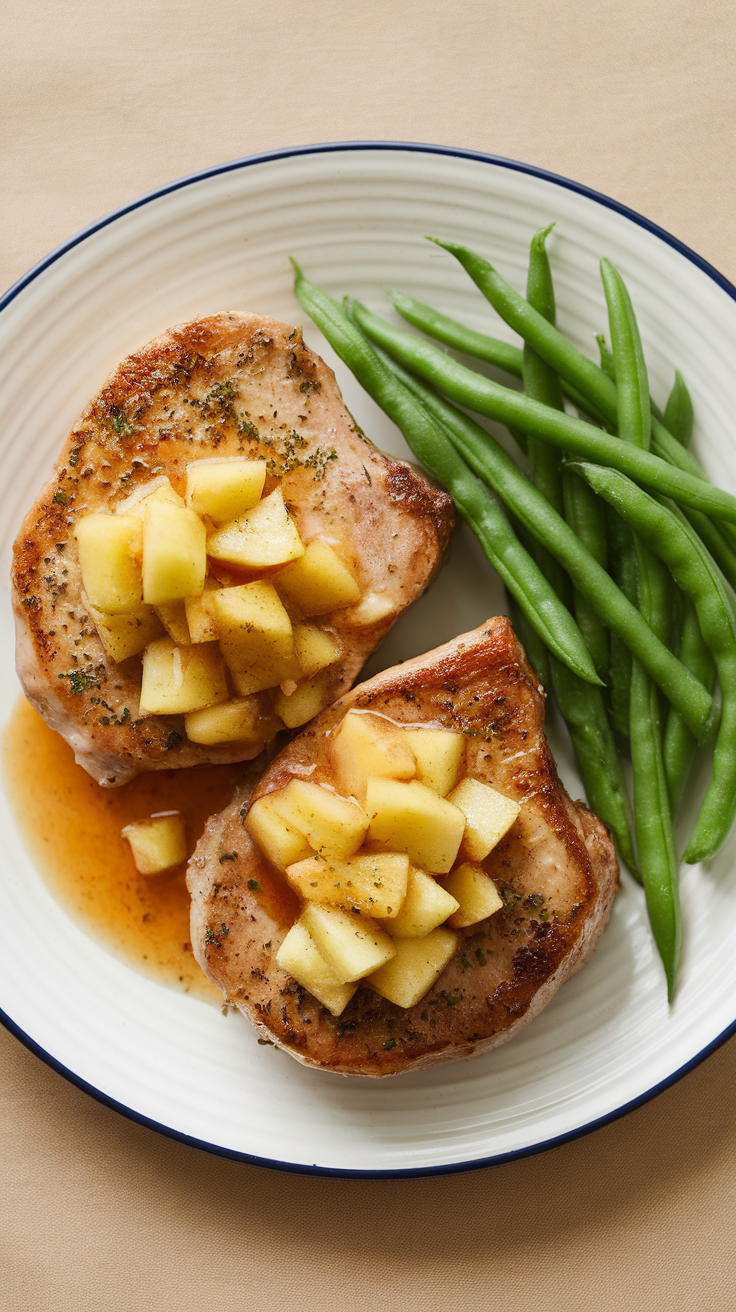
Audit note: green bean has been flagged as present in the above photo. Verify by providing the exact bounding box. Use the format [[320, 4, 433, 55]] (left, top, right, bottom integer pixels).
[[651, 421, 736, 557], [520, 228, 570, 603], [385, 289, 524, 376], [523, 227, 565, 507], [432, 237, 623, 422], [347, 302, 715, 743], [433, 239, 715, 481], [600, 258, 654, 733], [562, 470, 611, 684], [600, 258, 651, 450], [597, 332, 667, 425], [601, 258, 679, 985], [436, 237, 729, 566], [605, 507, 637, 739], [388, 288, 606, 422], [664, 371, 694, 448], [596, 334, 616, 383], [350, 296, 736, 526], [567, 460, 736, 864], [629, 537, 680, 998], [524, 227, 609, 682], [679, 506, 736, 592], [291, 262, 599, 683], [663, 598, 716, 814]]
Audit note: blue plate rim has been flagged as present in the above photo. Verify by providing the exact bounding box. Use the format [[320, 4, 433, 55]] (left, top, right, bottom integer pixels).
[[2, 138, 735, 1179]]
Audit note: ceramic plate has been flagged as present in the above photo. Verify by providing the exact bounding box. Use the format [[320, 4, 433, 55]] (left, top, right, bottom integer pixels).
[[2, 143, 736, 1177]]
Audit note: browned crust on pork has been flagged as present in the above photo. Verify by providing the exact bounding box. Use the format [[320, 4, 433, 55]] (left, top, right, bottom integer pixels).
[[187, 618, 619, 1077], [12, 313, 453, 785]]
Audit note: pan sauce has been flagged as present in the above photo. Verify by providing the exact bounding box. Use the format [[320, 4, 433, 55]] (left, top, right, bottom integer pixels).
[[2, 698, 246, 1004]]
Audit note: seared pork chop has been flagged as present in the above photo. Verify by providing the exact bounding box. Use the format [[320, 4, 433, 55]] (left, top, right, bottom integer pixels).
[[188, 618, 619, 1077], [12, 312, 453, 785]]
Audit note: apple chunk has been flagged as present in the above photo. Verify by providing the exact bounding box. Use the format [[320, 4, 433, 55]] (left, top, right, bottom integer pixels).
[[184, 585, 219, 644], [448, 778, 521, 861], [185, 696, 274, 746], [86, 601, 163, 663], [276, 921, 358, 1016], [139, 638, 228, 715], [377, 866, 458, 938], [365, 778, 466, 874], [285, 852, 409, 917], [122, 812, 186, 874], [444, 862, 504, 929], [330, 711, 416, 803], [268, 779, 368, 859], [274, 539, 361, 616], [142, 499, 207, 605], [185, 457, 266, 522], [301, 903, 396, 983], [273, 672, 335, 728], [293, 624, 341, 677], [366, 927, 458, 1009], [245, 794, 313, 871], [75, 513, 143, 614], [207, 487, 304, 569], [408, 728, 465, 796], [212, 580, 297, 694]]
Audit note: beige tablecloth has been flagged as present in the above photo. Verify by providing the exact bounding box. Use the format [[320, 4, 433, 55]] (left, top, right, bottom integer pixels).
[[3, 2, 736, 1307]]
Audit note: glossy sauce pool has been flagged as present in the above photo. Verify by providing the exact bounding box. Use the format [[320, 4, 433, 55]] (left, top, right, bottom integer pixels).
[[2, 698, 248, 1005]]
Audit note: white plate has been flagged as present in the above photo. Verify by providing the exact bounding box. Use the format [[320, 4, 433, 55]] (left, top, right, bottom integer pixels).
[[2, 143, 736, 1177]]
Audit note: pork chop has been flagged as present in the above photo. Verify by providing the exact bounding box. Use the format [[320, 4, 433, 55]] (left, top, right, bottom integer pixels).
[[187, 617, 619, 1077], [12, 312, 453, 785]]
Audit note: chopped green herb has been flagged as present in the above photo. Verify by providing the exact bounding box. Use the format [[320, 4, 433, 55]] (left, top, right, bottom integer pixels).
[[247, 878, 261, 891], [53, 491, 67, 505], [383, 1037, 396, 1051], [219, 852, 238, 863], [58, 667, 99, 694]]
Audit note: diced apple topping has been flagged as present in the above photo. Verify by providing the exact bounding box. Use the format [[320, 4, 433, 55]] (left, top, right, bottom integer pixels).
[[213, 580, 297, 694], [366, 927, 458, 1009], [85, 602, 163, 663], [274, 672, 335, 729], [448, 777, 521, 861], [267, 779, 368, 860], [154, 599, 191, 645], [247, 713, 530, 1013], [444, 862, 504, 929], [245, 794, 313, 871], [408, 728, 465, 796], [285, 851, 410, 917], [185, 696, 272, 746], [122, 812, 187, 875], [274, 539, 361, 616], [292, 624, 341, 677], [76, 465, 366, 738], [276, 921, 358, 1016], [330, 711, 417, 804], [75, 513, 143, 613], [207, 487, 305, 570], [142, 499, 207, 605], [301, 903, 396, 983], [377, 866, 459, 938], [365, 778, 466, 874], [139, 638, 229, 715], [186, 458, 267, 523]]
